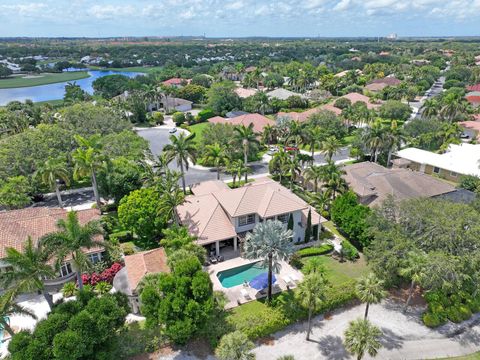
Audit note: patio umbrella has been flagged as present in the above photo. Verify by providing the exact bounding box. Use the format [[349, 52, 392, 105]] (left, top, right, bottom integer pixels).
[[249, 272, 276, 290]]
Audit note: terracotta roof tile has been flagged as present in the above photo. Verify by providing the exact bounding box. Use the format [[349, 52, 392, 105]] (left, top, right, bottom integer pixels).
[[124, 248, 169, 291], [207, 113, 274, 133]]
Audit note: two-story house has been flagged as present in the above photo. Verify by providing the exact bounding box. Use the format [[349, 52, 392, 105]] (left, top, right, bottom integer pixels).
[[176, 178, 326, 257], [0, 207, 104, 291]]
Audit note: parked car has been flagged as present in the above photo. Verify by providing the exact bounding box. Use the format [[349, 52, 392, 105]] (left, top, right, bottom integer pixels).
[[284, 146, 299, 152], [169, 127, 177, 134]]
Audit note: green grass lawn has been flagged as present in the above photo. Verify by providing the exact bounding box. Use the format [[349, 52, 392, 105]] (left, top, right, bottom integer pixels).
[[189, 122, 210, 144], [33, 99, 65, 107], [300, 254, 370, 284], [323, 220, 346, 241], [0, 72, 89, 89], [436, 354, 480, 360]]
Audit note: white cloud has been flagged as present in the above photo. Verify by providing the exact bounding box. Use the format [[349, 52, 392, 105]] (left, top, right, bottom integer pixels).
[[88, 4, 135, 19], [333, 0, 351, 11]]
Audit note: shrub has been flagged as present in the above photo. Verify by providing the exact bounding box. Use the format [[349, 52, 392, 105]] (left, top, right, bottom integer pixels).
[[150, 112, 164, 125], [121, 242, 135, 255], [196, 108, 215, 122], [62, 282, 77, 298], [446, 306, 464, 323], [109, 230, 133, 243], [82, 262, 123, 286], [423, 312, 445, 328], [289, 253, 303, 269], [95, 281, 113, 295], [296, 244, 333, 258], [172, 112, 186, 126], [341, 240, 359, 261]]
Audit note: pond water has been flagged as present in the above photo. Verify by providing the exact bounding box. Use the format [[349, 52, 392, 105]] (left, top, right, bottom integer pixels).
[[0, 70, 142, 105]]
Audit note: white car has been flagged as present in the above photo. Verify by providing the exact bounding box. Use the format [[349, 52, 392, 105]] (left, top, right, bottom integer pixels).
[[169, 127, 177, 134]]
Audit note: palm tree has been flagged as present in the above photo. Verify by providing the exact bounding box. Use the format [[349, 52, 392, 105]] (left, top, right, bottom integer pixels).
[[1, 237, 56, 309], [233, 124, 259, 183], [383, 121, 405, 167], [269, 149, 290, 184], [215, 331, 255, 360], [320, 161, 347, 200], [362, 121, 385, 163], [399, 251, 426, 312], [35, 156, 70, 208], [226, 159, 245, 187], [163, 132, 197, 194], [304, 165, 324, 192], [286, 121, 304, 148], [321, 136, 343, 161], [421, 98, 440, 119], [307, 191, 331, 214], [0, 289, 37, 337], [344, 318, 382, 360], [296, 273, 328, 341], [305, 126, 323, 158], [440, 93, 467, 122], [262, 124, 276, 145], [41, 211, 104, 291], [356, 273, 387, 320], [286, 156, 301, 190], [141, 83, 156, 114], [157, 171, 185, 224], [72, 135, 106, 208], [204, 143, 226, 180], [244, 220, 294, 302], [253, 92, 271, 115]]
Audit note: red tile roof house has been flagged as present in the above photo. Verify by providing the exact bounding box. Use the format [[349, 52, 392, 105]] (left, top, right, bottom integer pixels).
[[460, 115, 480, 141], [0, 207, 104, 291], [113, 248, 169, 313], [162, 77, 191, 88], [466, 91, 480, 107], [467, 84, 480, 92], [207, 113, 275, 133], [176, 178, 326, 257]]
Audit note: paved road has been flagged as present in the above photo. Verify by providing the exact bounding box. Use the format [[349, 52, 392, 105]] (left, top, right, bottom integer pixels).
[[410, 68, 448, 121], [137, 127, 350, 186]]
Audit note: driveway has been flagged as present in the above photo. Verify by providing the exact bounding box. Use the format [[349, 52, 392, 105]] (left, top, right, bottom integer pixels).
[[158, 300, 480, 360], [137, 127, 351, 186]]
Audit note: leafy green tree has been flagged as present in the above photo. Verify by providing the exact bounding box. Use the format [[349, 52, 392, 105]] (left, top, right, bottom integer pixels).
[[362, 120, 385, 163], [398, 251, 427, 312], [178, 84, 207, 103], [96, 157, 143, 204], [35, 156, 70, 208], [344, 318, 382, 360], [0, 175, 31, 209], [378, 100, 411, 121], [1, 237, 56, 309], [215, 331, 255, 360], [92, 74, 130, 99], [101, 130, 150, 161], [42, 211, 104, 290], [161, 226, 205, 265], [72, 135, 106, 208], [244, 220, 294, 301], [163, 132, 196, 193], [296, 273, 328, 340], [0, 64, 12, 78], [157, 170, 185, 224], [320, 160, 347, 200], [118, 188, 165, 249], [234, 124, 259, 183], [63, 82, 89, 104], [140, 256, 214, 344], [207, 81, 242, 115], [321, 136, 343, 161], [356, 273, 387, 319], [304, 165, 324, 193]]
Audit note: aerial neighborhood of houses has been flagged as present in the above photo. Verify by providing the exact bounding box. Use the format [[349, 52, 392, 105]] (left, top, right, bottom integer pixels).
[[1, 36, 480, 360]]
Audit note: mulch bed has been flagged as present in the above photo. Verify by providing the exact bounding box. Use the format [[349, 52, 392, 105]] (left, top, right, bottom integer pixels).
[[389, 284, 426, 307], [257, 336, 275, 346]]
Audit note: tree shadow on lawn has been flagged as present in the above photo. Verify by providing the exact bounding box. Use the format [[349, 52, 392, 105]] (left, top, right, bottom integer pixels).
[[315, 335, 350, 360]]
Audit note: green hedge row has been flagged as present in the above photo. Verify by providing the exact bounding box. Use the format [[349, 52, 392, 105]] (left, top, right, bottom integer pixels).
[[227, 281, 357, 340], [423, 290, 480, 327], [296, 244, 333, 258]]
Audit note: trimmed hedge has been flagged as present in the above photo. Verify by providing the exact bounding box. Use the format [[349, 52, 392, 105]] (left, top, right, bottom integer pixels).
[[423, 290, 480, 327], [296, 244, 333, 258], [341, 240, 359, 261]]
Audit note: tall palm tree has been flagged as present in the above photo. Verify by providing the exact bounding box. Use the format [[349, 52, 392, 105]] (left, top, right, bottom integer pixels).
[[321, 136, 343, 161], [440, 93, 467, 122], [72, 135, 106, 208], [204, 143, 226, 180], [269, 148, 290, 184], [157, 171, 185, 224], [233, 124, 259, 183], [0, 289, 37, 337], [141, 83, 156, 114], [421, 98, 440, 119], [35, 156, 70, 208], [344, 318, 382, 360], [362, 121, 385, 163], [320, 161, 347, 200], [399, 251, 426, 312], [305, 126, 323, 158], [163, 132, 197, 194], [383, 121, 405, 167], [262, 124, 276, 145], [304, 165, 324, 192], [286, 156, 301, 190], [296, 273, 328, 341], [244, 220, 294, 302], [356, 272, 387, 320], [1, 237, 56, 309], [254, 92, 271, 115], [286, 121, 304, 148], [41, 211, 104, 291]]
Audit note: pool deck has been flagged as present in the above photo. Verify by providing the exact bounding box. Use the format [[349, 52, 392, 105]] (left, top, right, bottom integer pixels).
[[206, 256, 304, 309]]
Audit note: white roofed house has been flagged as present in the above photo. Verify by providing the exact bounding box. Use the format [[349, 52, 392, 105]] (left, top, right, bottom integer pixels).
[[394, 144, 480, 182], [176, 178, 326, 258]]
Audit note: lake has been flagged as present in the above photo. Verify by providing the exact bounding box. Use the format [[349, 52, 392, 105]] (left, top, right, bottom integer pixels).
[[0, 70, 143, 105]]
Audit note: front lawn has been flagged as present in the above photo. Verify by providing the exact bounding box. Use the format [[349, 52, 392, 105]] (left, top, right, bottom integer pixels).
[[300, 254, 370, 284], [189, 122, 210, 144]]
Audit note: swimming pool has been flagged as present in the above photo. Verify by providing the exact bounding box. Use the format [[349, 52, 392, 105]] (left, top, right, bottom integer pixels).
[[217, 262, 268, 288]]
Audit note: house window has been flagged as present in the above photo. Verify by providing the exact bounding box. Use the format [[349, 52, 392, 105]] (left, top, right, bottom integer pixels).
[[239, 214, 255, 226], [433, 167, 440, 174], [450, 171, 458, 178], [88, 252, 102, 264], [277, 214, 289, 224], [60, 263, 73, 277], [266, 217, 275, 222]]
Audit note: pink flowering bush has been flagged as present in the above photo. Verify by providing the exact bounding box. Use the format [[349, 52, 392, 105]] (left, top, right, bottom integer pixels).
[[82, 262, 123, 286]]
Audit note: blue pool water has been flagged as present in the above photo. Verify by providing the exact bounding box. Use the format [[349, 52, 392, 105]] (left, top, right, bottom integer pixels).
[[217, 262, 268, 288]]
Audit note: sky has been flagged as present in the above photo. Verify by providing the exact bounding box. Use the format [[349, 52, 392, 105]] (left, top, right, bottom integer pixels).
[[0, 0, 480, 38]]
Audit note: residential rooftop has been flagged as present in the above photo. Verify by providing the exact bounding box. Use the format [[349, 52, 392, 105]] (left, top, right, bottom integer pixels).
[[208, 113, 274, 133]]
